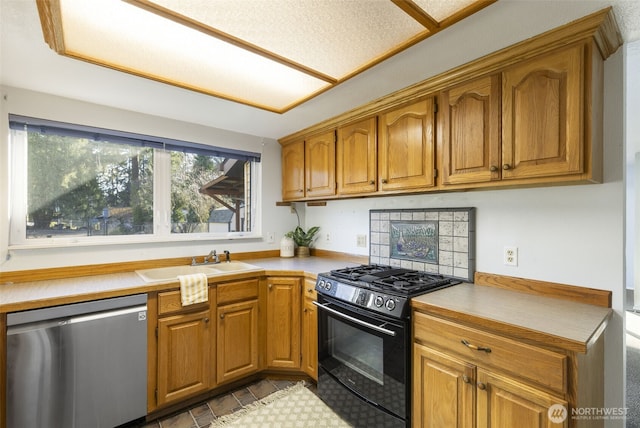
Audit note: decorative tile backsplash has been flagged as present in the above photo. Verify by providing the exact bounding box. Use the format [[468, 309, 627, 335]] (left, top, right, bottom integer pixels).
[[369, 208, 475, 282]]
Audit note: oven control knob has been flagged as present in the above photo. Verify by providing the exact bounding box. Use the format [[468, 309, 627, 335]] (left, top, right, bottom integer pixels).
[[317, 280, 325, 289], [385, 299, 396, 311], [325, 281, 332, 291], [374, 296, 384, 307]]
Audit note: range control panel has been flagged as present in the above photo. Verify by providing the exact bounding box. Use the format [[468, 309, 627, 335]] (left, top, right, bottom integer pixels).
[[315, 275, 408, 319]]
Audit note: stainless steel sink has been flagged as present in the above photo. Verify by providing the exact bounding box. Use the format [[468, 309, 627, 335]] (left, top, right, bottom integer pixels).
[[135, 261, 262, 282]]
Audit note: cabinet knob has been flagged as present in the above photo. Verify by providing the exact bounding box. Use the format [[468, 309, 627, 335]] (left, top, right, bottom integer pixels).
[[307, 288, 313, 292], [268, 284, 273, 290], [477, 382, 486, 390], [220, 313, 225, 319], [303, 308, 308, 313], [369, 180, 375, 185], [503, 164, 511, 170], [489, 165, 498, 172], [204, 317, 209, 323], [381, 179, 388, 184], [298, 189, 304, 193], [462, 375, 471, 384]]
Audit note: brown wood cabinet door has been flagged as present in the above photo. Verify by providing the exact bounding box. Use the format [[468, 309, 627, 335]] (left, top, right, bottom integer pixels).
[[441, 75, 501, 185], [502, 44, 584, 180], [378, 98, 436, 192], [413, 344, 475, 428], [476, 370, 568, 428], [337, 117, 377, 195], [266, 277, 301, 369], [217, 299, 259, 384], [301, 297, 318, 380], [157, 309, 211, 406], [305, 131, 336, 198], [282, 140, 305, 200]]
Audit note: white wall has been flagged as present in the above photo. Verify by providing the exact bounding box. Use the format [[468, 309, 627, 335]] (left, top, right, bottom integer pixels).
[[626, 40, 640, 310], [0, 86, 300, 272], [305, 51, 626, 425]]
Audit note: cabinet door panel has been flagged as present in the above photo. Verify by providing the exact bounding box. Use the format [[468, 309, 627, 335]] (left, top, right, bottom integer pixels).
[[217, 299, 259, 384], [379, 98, 435, 191], [157, 310, 210, 405], [502, 44, 583, 179], [282, 140, 305, 200], [441, 75, 501, 185], [337, 117, 377, 194], [305, 131, 336, 198], [266, 277, 301, 369], [477, 370, 568, 428], [414, 344, 475, 428], [302, 297, 318, 379]]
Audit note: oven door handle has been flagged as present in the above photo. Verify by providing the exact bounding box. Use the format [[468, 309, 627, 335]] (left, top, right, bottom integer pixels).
[[312, 301, 396, 337]]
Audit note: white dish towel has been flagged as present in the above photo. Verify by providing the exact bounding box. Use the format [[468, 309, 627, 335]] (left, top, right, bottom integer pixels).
[[178, 273, 209, 306]]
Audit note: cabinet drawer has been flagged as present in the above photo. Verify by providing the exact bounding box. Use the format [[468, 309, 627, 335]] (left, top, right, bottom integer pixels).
[[158, 290, 209, 316], [303, 279, 317, 300], [217, 279, 259, 305], [414, 312, 567, 394]]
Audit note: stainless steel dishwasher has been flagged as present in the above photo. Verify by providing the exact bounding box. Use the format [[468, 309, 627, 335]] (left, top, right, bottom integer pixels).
[[6, 294, 147, 428]]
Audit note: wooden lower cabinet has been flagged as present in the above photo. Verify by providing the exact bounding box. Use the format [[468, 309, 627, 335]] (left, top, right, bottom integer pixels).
[[301, 278, 318, 380], [477, 370, 568, 428], [413, 344, 475, 428], [157, 309, 212, 406], [414, 344, 569, 428], [265, 277, 301, 369], [217, 298, 260, 384], [413, 310, 603, 428]]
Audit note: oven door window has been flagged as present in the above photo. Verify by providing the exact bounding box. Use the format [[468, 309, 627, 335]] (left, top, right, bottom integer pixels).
[[317, 296, 407, 418]]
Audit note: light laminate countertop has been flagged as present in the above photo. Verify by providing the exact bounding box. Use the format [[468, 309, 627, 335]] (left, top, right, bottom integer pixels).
[[0, 257, 361, 313], [412, 282, 612, 353]]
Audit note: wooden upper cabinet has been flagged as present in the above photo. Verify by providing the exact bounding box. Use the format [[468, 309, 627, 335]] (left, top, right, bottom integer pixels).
[[336, 117, 377, 195], [281, 140, 305, 200], [378, 98, 436, 192], [305, 130, 336, 198], [501, 43, 584, 180], [440, 75, 501, 185]]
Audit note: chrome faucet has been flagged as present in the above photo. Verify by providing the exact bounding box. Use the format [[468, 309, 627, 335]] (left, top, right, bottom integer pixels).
[[191, 250, 220, 266], [224, 250, 231, 262], [206, 250, 220, 264]]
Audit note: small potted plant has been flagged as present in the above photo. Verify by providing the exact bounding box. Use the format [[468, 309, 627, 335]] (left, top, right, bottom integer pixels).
[[285, 226, 320, 257]]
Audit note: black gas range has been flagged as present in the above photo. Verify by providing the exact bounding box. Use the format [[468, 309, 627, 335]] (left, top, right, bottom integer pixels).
[[314, 264, 462, 428], [315, 263, 460, 319]]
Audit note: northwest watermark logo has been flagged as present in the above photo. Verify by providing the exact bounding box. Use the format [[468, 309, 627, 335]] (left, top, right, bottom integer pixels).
[[548, 404, 567, 423], [548, 404, 629, 423]]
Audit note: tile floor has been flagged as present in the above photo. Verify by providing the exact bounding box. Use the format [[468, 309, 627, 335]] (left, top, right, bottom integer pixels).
[[141, 379, 305, 428]]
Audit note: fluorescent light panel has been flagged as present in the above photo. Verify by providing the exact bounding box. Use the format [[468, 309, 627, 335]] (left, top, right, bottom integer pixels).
[[40, 0, 495, 113]]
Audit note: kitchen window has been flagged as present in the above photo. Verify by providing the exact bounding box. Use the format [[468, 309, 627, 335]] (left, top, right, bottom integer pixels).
[[8, 115, 261, 247]]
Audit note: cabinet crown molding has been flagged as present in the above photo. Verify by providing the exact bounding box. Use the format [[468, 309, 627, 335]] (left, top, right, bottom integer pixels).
[[278, 7, 621, 145]]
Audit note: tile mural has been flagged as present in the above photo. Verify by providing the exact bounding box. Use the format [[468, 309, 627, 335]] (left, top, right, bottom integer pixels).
[[369, 208, 475, 282]]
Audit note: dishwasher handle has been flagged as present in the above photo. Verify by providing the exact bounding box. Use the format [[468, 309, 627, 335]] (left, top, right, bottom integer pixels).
[[8, 305, 147, 336]]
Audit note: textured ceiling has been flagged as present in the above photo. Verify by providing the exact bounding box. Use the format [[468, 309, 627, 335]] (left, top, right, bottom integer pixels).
[[1, 0, 639, 140]]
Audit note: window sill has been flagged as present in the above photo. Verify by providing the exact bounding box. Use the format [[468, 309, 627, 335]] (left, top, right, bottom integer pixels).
[[8, 232, 263, 250]]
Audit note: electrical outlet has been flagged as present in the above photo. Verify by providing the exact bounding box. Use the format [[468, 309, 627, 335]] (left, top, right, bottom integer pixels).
[[504, 246, 518, 266], [290, 203, 296, 214], [357, 235, 367, 248], [325, 232, 331, 242], [266, 232, 275, 244]]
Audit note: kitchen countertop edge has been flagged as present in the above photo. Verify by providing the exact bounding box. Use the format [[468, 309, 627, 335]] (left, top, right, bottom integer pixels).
[[0, 257, 361, 313], [411, 282, 612, 354]]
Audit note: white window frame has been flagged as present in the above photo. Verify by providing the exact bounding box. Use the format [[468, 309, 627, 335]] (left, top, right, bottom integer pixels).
[[8, 118, 262, 249]]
